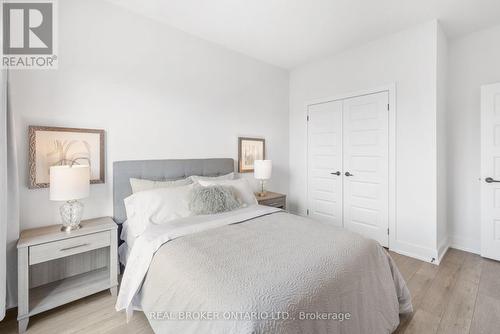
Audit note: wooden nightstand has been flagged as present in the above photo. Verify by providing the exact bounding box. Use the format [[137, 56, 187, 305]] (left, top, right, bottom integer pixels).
[[256, 191, 286, 209], [16, 217, 118, 333]]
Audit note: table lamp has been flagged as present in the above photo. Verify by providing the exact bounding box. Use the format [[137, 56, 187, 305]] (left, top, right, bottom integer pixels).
[[50, 165, 90, 232], [254, 160, 272, 197]]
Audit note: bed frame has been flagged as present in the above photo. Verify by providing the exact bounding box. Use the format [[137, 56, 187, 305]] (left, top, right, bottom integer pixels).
[[112, 158, 235, 224]]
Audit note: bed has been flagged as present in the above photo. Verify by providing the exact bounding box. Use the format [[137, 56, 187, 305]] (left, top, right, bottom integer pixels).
[[113, 158, 412, 334]]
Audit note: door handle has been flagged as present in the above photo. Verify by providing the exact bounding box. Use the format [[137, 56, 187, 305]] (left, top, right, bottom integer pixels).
[[345, 172, 354, 177], [330, 171, 341, 176], [485, 177, 500, 183]]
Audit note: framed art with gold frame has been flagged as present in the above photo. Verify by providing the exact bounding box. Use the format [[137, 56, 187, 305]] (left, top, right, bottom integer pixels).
[[28, 126, 105, 189], [238, 137, 265, 173]]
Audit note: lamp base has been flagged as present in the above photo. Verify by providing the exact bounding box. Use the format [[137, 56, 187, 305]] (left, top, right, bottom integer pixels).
[[257, 180, 268, 198], [60, 200, 84, 233], [60, 224, 81, 232]]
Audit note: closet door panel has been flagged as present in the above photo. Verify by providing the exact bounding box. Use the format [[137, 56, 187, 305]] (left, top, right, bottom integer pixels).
[[343, 92, 389, 246], [307, 101, 343, 227]]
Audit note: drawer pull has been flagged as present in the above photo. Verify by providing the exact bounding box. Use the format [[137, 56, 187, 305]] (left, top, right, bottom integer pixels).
[[59, 243, 90, 252]]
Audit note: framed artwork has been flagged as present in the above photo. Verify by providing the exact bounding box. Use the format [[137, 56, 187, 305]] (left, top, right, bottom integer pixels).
[[28, 126, 105, 189], [238, 137, 265, 173]]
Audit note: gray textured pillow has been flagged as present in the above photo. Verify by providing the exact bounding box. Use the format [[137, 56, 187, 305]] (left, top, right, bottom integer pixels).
[[188, 185, 241, 215]]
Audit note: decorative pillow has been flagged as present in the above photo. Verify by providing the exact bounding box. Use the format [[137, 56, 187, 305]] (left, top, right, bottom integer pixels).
[[189, 172, 234, 182], [129, 177, 192, 193], [124, 184, 194, 237], [197, 178, 257, 206], [188, 185, 241, 215]]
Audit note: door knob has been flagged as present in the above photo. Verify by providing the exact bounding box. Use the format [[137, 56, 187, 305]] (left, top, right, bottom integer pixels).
[[345, 172, 354, 177], [485, 177, 500, 183], [330, 171, 341, 176]]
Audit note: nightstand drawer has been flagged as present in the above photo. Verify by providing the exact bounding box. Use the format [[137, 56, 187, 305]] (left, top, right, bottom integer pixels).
[[29, 232, 110, 265], [259, 198, 286, 208]]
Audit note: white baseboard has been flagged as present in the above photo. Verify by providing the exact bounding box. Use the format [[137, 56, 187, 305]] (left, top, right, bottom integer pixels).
[[450, 235, 480, 254], [389, 240, 439, 264], [437, 237, 450, 264]]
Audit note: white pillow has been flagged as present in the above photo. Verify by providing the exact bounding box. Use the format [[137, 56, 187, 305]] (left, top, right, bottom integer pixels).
[[197, 178, 257, 206], [129, 177, 192, 193], [124, 184, 194, 237], [189, 172, 234, 182]]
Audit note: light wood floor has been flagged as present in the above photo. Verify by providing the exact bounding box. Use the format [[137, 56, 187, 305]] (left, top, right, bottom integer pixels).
[[392, 248, 500, 334], [0, 248, 498, 334]]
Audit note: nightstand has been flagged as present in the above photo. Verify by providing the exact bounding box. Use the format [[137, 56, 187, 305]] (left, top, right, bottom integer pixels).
[[256, 191, 286, 209], [17, 217, 118, 333]]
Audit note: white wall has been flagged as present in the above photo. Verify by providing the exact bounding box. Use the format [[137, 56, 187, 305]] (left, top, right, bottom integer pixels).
[[437, 23, 449, 259], [448, 24, 500, 254], [9, 0, 289, 231], [289, 21, 442, 261]]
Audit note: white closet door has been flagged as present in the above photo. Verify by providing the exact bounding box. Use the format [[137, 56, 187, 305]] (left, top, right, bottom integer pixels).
[[343, 92, 389, 247], [481, 83, 500, 261], [307, 101, 343, 227]]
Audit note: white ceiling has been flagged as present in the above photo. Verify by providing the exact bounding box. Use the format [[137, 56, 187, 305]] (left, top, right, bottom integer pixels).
[[108, 0, 500, 69]]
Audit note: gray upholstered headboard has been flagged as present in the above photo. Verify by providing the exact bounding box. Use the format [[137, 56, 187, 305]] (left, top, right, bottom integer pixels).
[[113, 158, 234, 224]]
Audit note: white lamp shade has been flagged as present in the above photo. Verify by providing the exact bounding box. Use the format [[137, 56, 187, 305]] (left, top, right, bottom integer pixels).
[[50, 165, 90, 201], [254, 160, 272, 180]]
